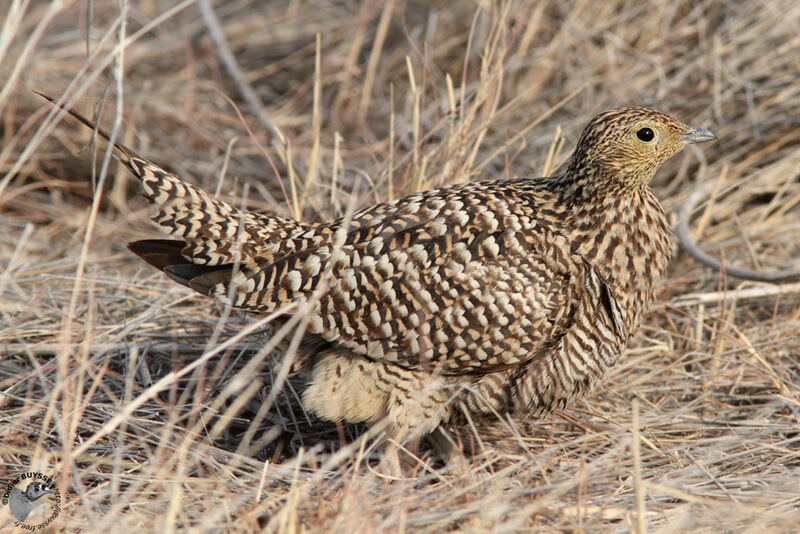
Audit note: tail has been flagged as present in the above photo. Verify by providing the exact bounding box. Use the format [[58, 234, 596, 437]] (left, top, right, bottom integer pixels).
[[34, 91, 139, 163], [37, 91, 311, 301]]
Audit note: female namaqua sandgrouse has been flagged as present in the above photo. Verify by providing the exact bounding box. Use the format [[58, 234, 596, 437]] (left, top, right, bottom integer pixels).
[[45, 95, 715, 458]]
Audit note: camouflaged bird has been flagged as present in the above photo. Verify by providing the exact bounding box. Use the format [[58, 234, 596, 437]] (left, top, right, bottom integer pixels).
[[43, 94, 715, 465]]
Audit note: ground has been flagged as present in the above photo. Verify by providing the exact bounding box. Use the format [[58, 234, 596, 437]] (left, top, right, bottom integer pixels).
[[1, 1, 799, 532]]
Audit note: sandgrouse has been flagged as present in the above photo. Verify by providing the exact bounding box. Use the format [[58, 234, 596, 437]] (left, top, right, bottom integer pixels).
[[44, 95, 715, 463]]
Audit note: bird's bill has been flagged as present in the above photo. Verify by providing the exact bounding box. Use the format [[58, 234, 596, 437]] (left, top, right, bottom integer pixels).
[[682, 125, 717, 144]]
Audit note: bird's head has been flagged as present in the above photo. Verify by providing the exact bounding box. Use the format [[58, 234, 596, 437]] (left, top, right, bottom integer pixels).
[[24, 481, 54, 501], [566, 107, 716, 191]]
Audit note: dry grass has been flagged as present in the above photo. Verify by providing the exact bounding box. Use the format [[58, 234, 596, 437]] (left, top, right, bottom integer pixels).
[[2, 1, 800, 532]]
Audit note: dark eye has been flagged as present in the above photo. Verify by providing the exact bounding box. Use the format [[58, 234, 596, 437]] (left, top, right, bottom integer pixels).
[[636, 127, 655, 142]]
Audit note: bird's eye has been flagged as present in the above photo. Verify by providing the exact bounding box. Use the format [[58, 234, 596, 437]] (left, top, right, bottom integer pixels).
[[636, 127, 655, 142]]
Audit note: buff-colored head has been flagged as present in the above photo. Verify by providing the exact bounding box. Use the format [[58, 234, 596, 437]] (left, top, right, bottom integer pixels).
[[567, 107, 716, 187]]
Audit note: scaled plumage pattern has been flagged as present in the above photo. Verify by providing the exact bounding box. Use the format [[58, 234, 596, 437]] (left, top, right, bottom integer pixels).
[[43, 94, 716, 464]]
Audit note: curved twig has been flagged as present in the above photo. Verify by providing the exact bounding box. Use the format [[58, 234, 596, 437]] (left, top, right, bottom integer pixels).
[[677, 188, 800, 283]]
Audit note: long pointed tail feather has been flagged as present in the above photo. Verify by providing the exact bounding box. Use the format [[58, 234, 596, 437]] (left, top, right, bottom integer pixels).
[[39, 90, 316, 308], [34, 91, 139, 163], [37, 91, 259, 259]]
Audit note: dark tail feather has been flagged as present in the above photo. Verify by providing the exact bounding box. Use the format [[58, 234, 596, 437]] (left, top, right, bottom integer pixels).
[[34, 90, 138, 164], [128, 239, 233, 296], [42, 92, 251, 301]]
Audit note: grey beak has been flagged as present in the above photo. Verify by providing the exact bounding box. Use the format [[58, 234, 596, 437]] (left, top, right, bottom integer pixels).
[[682, 125, 717, 144]]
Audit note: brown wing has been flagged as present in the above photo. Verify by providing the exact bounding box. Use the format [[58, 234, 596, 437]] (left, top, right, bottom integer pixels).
[[185, 179, 589, 373]]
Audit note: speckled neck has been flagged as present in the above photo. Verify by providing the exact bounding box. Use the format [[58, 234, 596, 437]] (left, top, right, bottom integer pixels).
[[551, 170, 674, 333]]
